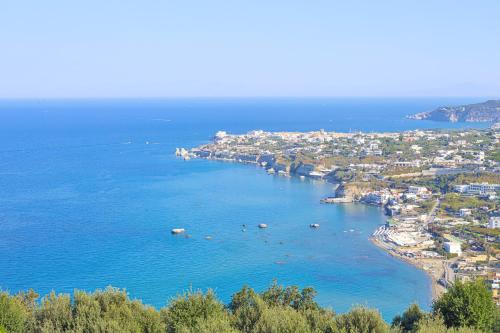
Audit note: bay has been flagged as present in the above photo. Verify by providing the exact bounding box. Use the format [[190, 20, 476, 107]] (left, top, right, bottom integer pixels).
[[0, 97, 489, 319]]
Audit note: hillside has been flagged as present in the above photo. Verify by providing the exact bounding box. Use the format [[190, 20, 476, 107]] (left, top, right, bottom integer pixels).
[[408, 100, 500, 122]]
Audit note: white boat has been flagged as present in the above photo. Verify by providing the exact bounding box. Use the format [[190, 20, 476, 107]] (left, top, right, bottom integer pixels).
[[258, 223, 268, 229], [171, 228, 185, 234], [310, 223, 320, 228]]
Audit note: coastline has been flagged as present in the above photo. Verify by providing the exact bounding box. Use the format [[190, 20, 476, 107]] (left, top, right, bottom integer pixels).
[[194, 155, 442, 302], [370, 237, 446, 300]]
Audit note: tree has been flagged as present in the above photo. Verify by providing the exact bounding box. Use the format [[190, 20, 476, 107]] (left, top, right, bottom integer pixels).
[[414, 316, 483, 333], [260, 281, 319, 311], [163, 289, 231, 333], [392, 303, 427, 332], [432, 279, 496, 332], [0, 292, 27, 333], [333, 306, 389, 333], [72, 287, 165, 333], [32, 291, 73, 332], [230, 286, 266, 332], [251, 305, 311, 333]]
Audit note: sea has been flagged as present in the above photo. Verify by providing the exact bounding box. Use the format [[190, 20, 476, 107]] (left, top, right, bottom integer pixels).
[[0, 97, 491, 320]]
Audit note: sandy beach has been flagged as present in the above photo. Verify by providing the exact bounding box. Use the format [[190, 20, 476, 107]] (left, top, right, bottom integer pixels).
[[371, 237, 446, 300]]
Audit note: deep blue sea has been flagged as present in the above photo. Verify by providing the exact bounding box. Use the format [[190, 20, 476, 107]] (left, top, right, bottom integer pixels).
[[0, 98, 490, 320]]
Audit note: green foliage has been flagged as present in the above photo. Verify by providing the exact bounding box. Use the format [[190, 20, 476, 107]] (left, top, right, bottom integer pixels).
[[0, 281, 497, 333], [252, 305, 312, 333], [440, 193, 495, 214], [32, 291, 73, 332], [163, 289, 230, 333], [260, 281, 319, 311], [432, 279, 496, 332], [0, 292, 27, 333], [333, 306, 389, 333], [451, 173, 500, 187], [392, 303, 427, 333], [230, 286, 266, 332], [71, 287, 164, 333], [414, 316, 483, 333], [467, 226, 500, 237]]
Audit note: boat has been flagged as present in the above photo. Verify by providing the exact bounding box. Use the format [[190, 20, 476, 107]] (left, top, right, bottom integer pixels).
[[309, 223, 320, 228], [258, 223, 268, 229], [171, 228, 185, 234]]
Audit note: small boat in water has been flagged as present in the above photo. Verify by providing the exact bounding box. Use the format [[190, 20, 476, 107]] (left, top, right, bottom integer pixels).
[[258, 223, 268, 229], [309, 223, 320, 228], [171, 228, 185, 234]]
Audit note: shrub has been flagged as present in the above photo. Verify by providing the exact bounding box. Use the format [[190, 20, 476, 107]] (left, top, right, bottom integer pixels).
[[432, 279, 496, 332], [32, 291, 73, 332], [251, 305, 311, 333], [414, 316, 483, 333], [333, 306, 389, 333], [163, 289, 230, 333], [0, 292, 27, 333], [392, 303, 427, 332]]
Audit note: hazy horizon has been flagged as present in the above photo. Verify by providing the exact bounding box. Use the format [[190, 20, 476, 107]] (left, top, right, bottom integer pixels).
[[1, 1, 500, 98]]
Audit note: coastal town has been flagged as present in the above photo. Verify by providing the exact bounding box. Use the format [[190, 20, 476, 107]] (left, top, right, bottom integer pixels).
[[178, 124, 500, 303]]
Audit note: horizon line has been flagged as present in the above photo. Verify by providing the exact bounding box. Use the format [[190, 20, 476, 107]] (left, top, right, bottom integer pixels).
[[0, 95, 497, 101]]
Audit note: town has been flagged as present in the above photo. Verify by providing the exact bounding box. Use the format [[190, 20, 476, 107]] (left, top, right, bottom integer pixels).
[[178, 125, 500, 303]]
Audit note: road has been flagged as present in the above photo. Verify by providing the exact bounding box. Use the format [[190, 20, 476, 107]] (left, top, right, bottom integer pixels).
[[425, 197, 441, 225]]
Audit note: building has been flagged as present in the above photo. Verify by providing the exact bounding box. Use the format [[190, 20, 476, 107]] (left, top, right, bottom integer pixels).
[[454, 185, 469, 193], [458, 208, 472, 217], [454, 183, 500, 195], [394, 160, 421, 168], [488, 216, 500, 229], [408, 186, 428, 195], [444, 242, 462, 255], [362, 191, 391, 206]]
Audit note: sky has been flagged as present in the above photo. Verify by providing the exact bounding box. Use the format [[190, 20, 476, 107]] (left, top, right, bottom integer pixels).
[[1, 0, 499, 98]]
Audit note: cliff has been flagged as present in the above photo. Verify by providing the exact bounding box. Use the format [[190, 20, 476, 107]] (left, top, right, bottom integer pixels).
[[408, 100, 500, 122]]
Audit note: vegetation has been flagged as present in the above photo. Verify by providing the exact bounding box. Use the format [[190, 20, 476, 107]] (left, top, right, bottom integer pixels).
[[439, 193, 495, 215], [396, 172, 500, 195], [0, 280, 497, 333], [433, 280, 497, 332]]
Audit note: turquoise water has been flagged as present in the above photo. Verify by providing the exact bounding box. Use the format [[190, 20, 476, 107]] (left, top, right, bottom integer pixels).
[[0, 98, 490, 320]]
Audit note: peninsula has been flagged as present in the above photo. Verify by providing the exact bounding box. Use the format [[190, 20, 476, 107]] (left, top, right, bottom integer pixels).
[[408, 100, 500, 122], [178, 126, 500, 303]]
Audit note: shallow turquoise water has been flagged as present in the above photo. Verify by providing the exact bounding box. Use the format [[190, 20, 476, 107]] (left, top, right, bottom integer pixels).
[[0, 98, 490, 319]]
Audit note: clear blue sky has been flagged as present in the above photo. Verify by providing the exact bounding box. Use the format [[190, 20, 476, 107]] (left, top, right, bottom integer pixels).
[[1, 1, 499, 98]]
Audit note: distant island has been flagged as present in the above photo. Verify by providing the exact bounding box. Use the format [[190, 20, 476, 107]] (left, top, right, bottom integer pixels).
[[408, 100, 500, 122]]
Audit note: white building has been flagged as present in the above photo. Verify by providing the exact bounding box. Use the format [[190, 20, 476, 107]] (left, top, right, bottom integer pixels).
[[362, 191, 391, 205], [408, 186, 428, 195], [458, 208, 472, 217], [214, 131, 228, 141], [454, 183, 500, 195], [444, 242, 462, 255], [394, 160, 421, 168], [488, 216, 500, 229]]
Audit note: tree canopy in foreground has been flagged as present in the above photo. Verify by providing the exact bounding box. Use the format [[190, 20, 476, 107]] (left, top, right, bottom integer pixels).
[[0, 280, 498, 333]]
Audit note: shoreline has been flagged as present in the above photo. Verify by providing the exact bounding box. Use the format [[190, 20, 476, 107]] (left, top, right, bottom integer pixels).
[[191, 155, 443, 302], [370, 237, 446, 300]]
